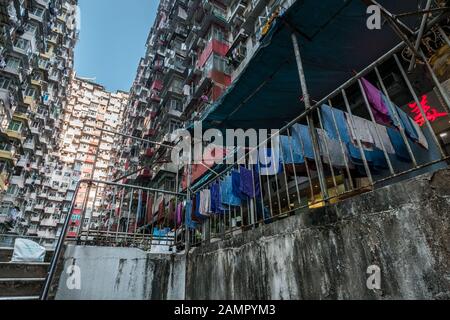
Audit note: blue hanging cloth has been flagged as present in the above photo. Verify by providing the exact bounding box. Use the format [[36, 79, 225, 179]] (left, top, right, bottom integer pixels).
[[220, 175, 241, 206]]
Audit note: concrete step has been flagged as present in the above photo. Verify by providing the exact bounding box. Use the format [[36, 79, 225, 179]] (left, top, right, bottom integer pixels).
[[0, 296, 40, 301], [0, 247, 54, 263], [0, 278, 45, 298], [0, 262, 50, 279]]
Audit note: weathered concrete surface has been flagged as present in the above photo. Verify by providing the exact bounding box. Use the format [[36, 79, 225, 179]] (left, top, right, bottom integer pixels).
[[55, 246, 185, 300], [186, 169, 450, 300], [55, 169, 450, 300]]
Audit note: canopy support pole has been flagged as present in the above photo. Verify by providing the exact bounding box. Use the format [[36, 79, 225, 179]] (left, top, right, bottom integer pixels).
[[407, 0, 432, 72], [368, 0, 450, 114], [291, 33, 329, 202]]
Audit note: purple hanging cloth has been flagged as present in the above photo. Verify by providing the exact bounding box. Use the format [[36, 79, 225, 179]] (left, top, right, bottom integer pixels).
[[176, 203, 183, 227], [360, 77, 392, 126]]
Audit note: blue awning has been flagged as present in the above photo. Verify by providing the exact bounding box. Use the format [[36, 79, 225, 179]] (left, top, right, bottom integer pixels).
[[194, 0, 419, 131]]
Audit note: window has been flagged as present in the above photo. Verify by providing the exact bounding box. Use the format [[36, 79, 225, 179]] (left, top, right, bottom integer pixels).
[[0, 77, 10, 90], [14, 38, 30, 51], [8, 120, 22, 132], [164, 179, 176, 192], [30, 6, 45, 18], [0, 160, 10, 173], [169, 120, 182, 133], [25, 87, 36, 98], [32, 73, 42, 81], [169, 99, 182, 112], [6, 57, 21, 70], [209, 25, 226, 42], [6, 185, 17, 196], [204, 54, 230, 74], [25, 23, 37, 35]]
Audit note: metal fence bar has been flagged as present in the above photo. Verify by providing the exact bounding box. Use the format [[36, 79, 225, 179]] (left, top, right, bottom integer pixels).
[[393, 54, 447, 158], [342, 88, 374, 186], [357, 78, 395, 175], [374, 66, 418, 167], [291, 32, 329, 202]]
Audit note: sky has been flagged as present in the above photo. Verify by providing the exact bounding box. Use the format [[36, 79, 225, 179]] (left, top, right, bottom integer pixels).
[[74, 0, 158, 92]]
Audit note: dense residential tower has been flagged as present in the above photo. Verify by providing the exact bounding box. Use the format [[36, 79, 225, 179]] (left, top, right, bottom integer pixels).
[[61, 77, 129, 237], [0, 0, 79, 244], [117, 0, 297, 190]]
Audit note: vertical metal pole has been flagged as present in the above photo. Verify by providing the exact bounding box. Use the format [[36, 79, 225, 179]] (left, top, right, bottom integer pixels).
[[357, 78, 395, 175], [107, 186, 116, 235], [286, 128, 302, 206], [420, 49, 450, 114], [115, 187, 125, 241], [133, 189, 141, 243], [185, 163, 191, 253], [262, 150, 274, 218], [291, 33, 329, 201], [277, 133, 293, 211], [407, 0, 432, 72], [41, 182, 81, 300], [342, 88, 374, 185], [294, 125, 315, 202], [77, 181, 91, 241], [436, 26, 450, 47], [381, 7, 450, 114], [248, 160, 257, 227], [125, 188, 133, 235], [327, 100, 355, 190], [256, 152, 266, 222], [174, 164, 180, 251], [316, 109, 338, 192], [374, 66, 418, 167]]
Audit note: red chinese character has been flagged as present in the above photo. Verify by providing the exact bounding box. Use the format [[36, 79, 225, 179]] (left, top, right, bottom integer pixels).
[[408, 95, 448, 126]]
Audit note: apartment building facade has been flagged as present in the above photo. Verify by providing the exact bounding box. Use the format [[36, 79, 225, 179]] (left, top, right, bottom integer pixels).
[[0, 0, 79, 245], [118, 0, 294, 190], [62, 77, 129, 238]]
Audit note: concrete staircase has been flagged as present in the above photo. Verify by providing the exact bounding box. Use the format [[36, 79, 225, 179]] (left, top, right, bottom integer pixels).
[[0, 247, 53, 300]]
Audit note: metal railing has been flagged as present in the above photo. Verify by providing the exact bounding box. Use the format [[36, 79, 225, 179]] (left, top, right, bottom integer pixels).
[[40, 178, 187, 299], [73, 180, 187, 251], [181, 19, 450, 248]]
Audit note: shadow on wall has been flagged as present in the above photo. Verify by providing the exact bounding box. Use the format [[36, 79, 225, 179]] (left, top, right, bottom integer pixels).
[[55, 169, 450, 300]]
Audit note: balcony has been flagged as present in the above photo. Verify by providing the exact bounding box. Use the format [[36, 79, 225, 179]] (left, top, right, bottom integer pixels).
[[44, 207, 57, 215], [228, 0, 247, 25], [2, 64, 25, 82], [10, 174, 25, 188], [137, 168, 152, 180], [150, 79, 164, 92], [48, 194, 64, 202], [6, 129, 24, 142], [197, 39, 230, 68], [0, 150, 15, 163], [37, 191, 48, 199], [23, 140, 36, 150], [198, 2, 229, 37], [143, 148, 155, 158], [40, 218, 58, 228], [143, 128, 157, 138], [37, 230, 56, 240]]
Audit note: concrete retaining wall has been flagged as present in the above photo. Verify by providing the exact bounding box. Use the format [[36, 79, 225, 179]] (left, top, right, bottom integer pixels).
[[55, 246, 185, 300], [55, 169, 450, 300]]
